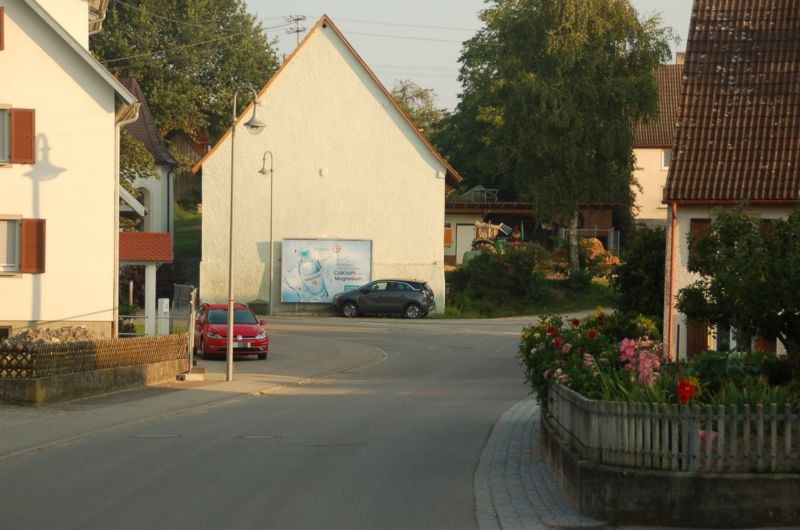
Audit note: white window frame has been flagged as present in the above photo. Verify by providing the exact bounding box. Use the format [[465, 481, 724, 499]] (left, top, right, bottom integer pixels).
[[0, 105, 10, 166], [661, 148, 672, 170], [0, 215, 21, 273]]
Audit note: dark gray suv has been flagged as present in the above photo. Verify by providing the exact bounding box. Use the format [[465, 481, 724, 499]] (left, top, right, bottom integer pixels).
[[332, 280, 435, 319]]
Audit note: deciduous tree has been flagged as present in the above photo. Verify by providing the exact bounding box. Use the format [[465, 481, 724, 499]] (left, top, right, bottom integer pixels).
[[434, 0, 672, 273], [92, 0, 280, 140], [677, 207, 800, 378]]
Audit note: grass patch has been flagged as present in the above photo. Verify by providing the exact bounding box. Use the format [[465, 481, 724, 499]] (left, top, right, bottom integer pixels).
[[174, 204, 201, 257]]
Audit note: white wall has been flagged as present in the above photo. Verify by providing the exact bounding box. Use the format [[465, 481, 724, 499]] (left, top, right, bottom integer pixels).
[[0, 2, 117, 333], [133, 163, 172, 233], [33, 0, 89, 50], [664, 204, 794, 359], [200, 25, 447, 312], [633, 147, 669, 225]]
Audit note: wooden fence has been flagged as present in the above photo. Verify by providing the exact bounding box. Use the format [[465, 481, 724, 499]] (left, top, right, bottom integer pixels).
[[0, 334, 188, 379], [548, 383, 800, 473]]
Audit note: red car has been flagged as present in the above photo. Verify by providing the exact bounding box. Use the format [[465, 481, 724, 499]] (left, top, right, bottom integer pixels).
[[194, 303, 269, 359]]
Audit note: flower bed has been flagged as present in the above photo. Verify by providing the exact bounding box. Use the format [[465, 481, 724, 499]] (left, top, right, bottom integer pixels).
[[518, 312, 799, 411]]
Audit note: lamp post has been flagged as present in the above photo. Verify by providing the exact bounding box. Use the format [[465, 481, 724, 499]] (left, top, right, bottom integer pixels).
[[226, 86, 265, 382], [258, 151, 275, 316]]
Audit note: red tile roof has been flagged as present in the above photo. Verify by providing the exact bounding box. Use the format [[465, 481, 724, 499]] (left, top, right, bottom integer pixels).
[[664, 0, 800, 202], [635, 64, 683, 148], [119, 232, 173, 263]]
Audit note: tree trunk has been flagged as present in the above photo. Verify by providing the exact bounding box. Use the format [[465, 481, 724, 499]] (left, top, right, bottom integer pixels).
[[569, 215, 580, 275]]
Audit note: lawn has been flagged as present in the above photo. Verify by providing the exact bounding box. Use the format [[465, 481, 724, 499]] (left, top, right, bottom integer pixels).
[[174, 203, 201, 257]]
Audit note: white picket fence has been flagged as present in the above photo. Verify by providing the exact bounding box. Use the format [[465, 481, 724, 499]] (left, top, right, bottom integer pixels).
[[547, 383, 800, 472]]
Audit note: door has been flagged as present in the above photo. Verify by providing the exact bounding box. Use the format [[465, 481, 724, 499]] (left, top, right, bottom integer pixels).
[[455, 224, 476, 265]]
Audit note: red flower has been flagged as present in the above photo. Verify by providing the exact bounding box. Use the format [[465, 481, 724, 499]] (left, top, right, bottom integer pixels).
[[571, 319, 580, 328], [547, 326, 558, 335], [587, 329, 598, 340], [678, 380, 695, 405]]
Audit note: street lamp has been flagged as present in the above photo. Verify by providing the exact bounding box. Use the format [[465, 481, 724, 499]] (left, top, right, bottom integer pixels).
[[258, 151, 275, 316], [226, 86, 265, 382]]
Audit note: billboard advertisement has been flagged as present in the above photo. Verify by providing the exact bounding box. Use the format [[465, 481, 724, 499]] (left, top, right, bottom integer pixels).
[[281, 239, 372, 303]]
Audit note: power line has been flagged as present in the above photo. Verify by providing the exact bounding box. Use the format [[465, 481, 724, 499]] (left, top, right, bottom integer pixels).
[[337, 17, 478, 32], [344, 31, 467, 44]]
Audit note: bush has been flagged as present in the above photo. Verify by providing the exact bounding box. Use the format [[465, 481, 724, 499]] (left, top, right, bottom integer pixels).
[[612, 226, 665, 319], [447, 245, 551, 314]]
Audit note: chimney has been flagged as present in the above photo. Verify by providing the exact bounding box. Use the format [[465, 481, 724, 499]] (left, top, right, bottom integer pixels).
[[676, 52, 686, 65]]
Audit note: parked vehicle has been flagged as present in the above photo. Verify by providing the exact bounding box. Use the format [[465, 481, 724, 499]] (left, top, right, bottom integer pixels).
[[194, 303, 269, 359], [332, 280, 435, 319]]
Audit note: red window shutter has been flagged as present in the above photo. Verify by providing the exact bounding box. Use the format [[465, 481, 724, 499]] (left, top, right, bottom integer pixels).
[[1, 7, 5, 51], [444, 227, 453, 247], [11, 109, 35, 164], [20, 219, 45, 274]]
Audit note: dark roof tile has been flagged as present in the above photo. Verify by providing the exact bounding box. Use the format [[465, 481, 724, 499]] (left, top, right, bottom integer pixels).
[[664, 0, 800, 202], [635, 64, 684, 147]]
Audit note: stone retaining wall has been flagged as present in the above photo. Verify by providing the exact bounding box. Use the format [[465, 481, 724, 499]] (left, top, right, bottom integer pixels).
[[541, 415, 800, 527], [0, 334, 188, 405]]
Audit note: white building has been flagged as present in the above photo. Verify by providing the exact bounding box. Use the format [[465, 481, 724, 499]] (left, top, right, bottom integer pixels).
[[0, 0, 138, 337], [632, 62, 683, 227], [663, 3, 797, 359], [193, 16, 461, 314]]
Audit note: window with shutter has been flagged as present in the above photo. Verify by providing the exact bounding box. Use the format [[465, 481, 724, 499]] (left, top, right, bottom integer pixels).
[[10, 109, 35, 164], [0, 219, 20, 272], [0, 108, 8, 164], [20, 219, 45, 274]]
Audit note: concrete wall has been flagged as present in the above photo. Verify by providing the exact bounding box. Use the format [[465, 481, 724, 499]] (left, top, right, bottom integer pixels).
[[633, 147, 669, 225], [541, 416, 800, 527], [0, 358, 189, 405], [664, 204, 793, 359], [444, 213, 481, 264], [0, 2, 118, 335], [200, 24, 447, 312]]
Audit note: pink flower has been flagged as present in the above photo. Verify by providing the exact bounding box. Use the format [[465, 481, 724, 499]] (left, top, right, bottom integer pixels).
[[553, 337, 564, 349], [561, 342, 572, 354], [619, 338, 637, 363], [544, 369, 555, 380]]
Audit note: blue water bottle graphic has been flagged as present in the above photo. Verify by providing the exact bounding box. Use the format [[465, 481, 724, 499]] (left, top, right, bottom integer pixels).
[[298, 249, 327, 297]]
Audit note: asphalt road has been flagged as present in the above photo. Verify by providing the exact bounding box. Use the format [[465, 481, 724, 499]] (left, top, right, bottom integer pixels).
[[0, 316, 536, 530]]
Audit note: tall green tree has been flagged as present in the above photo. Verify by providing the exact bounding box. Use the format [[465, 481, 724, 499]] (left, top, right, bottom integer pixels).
[[677, 207, 800, 378], [434, 0, 672, 272], [92, 0, 280, 140]]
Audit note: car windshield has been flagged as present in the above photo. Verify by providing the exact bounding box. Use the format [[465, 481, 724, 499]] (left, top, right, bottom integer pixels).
[[207, 309, 258, 325]]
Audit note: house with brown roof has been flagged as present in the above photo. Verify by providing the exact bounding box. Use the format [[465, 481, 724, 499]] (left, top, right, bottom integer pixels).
[[663, 0, 800, 359], [633, 61, 684, 226], [119, 78, 179, 234], [192, 16, 461, 313]]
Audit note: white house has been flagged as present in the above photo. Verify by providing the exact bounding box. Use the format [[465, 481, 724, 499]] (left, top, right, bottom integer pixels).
[[663, 1, 798, 359], [0, 0, 138, 337], [119, 78, 178, 235], [632, 61, 683, 227], [193, 16, 461, 314]]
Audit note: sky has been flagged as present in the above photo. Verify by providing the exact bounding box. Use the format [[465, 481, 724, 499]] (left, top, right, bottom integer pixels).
[[247, 0, 693, 112]]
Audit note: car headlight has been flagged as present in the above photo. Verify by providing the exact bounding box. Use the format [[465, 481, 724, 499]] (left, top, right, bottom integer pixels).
[[208, 332, 223, 339], [256, 330, 267, 340]]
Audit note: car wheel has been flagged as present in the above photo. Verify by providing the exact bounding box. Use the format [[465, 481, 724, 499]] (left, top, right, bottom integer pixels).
[[404, 303, 422, 319], [258, 353, 267, 360], [342, 302, 359, 318]]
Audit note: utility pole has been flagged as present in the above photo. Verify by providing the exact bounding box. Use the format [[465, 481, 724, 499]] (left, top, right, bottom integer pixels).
[[286, 15, 307, 48]]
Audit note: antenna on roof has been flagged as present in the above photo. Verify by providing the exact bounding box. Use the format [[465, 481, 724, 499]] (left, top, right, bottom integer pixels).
[[286, 15, 307, 48]]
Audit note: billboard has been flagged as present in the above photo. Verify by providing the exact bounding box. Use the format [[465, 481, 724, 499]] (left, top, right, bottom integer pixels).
[[281, 239, 372, 303]]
